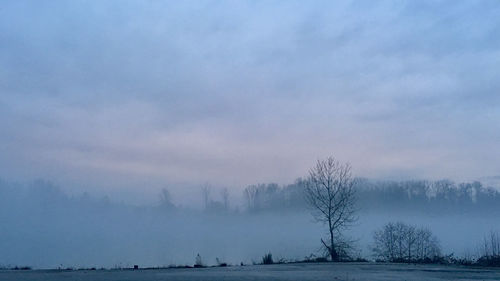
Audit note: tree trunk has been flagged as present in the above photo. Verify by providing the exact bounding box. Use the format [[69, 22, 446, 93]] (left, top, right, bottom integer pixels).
[[329, 223, 338, 261]]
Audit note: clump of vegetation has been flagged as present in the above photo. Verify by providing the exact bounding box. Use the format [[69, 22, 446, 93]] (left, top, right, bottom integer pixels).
[[76, 267, 97, 271], [168, 264, 192, 269], [215, 258, 227, 267], [447, 255, 474, 266], [476, 231, 500, 267], [476, 256, 500, 267], [12, 266, 32, 270], [435, 232, 500, 268], [301, 254, 328, 263], [194, 254, 205, 268], [372, 222, 441, 263], [261, 253, 274, 265]]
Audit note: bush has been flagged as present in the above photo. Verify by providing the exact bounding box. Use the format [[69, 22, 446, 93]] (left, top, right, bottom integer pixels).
[[262, 253, 274, 265], [476, 255, 500, 267], [194, 254, 204, 268], [12, 266, 32, 270], [216, 258, 227, 267], [372, 222, 441, 263], [477, 231, 500, 266]]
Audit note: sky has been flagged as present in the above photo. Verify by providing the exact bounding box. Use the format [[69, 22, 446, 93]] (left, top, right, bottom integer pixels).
[[1, 0, 499, 200]]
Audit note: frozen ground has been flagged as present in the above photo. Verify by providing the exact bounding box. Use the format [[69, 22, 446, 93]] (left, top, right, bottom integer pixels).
[[2, 263, 500, 281]]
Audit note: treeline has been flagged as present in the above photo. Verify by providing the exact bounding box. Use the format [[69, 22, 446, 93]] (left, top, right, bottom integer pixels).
[[356, 179, 500, 214], [2, 178, 500, 215], [0, 179, 119, 214], [243, 179, 308, 212], [242, 178, 500, 214]]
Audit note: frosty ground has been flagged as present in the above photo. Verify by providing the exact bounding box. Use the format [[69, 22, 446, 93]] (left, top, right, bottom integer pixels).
[[2, 263, 500, 281]]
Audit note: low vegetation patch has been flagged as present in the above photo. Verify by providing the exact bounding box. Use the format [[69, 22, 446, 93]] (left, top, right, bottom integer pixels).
[[261, 253, 274, 265]]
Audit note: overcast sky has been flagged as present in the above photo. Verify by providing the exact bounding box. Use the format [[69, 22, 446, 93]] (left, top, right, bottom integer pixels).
[[1, 1, 499, 196]]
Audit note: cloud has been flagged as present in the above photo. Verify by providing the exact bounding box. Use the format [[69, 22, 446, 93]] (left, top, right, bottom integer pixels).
[[1, 0, 499, 196]]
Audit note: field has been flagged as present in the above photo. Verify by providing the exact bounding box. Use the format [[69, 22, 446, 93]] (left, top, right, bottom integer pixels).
[[2, 263, 500, 281]]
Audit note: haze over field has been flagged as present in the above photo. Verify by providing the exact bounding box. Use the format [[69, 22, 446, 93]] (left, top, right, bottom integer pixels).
[[1, 0, 500, 272], [1, 178, 499, 268]]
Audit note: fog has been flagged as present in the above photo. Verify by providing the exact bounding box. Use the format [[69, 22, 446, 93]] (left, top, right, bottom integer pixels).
[[0, 180, 320, 268], [1, 178, 499, 269], [1, 0, 499, 271], [2, 1, 500, 191]]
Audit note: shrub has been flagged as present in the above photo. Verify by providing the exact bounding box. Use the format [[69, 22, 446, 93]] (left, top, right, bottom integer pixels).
[[216, 258, 227, 267], [262, 253, 274, 265], [12, 266, 32, 270], [477, 255, 500, 267], [194, 254, 204, 268], [372, 222, 441, 263]]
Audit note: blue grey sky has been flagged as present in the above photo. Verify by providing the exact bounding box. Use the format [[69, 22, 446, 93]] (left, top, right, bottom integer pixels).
[[1, 0, 499, 193]]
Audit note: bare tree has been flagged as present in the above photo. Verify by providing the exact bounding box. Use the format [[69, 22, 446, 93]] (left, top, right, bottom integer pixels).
[[202, 184, 211, 210], [221, 188, 230, 211], [305, 156, 357, 261], [481, 231, 500, 258], [373, 222, 441, 262], [244, 185, 259, 211], [476, 231, 500, 266], [405, 224, 417, 262], [373, 222, 397, 261], [159, 188, 175, 210]]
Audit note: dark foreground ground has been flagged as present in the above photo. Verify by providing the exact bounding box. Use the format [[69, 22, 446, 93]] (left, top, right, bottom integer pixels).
[[2, 262, 500, 281]]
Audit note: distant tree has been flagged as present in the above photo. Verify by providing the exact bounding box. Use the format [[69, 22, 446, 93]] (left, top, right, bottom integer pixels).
[[481, 231, 500, 258], [195, 253, 204, 267], [159, 188, 175, 210], [202, 184, 211, 210], [261, 252, 274, 264], [244, 183, 286, 212], [304, 156, 357, 261], [244, 185, 259, 211], [30, 179, 67, 204], [282, 178, 308, 209], [476, 231, 500, 266], [415, 227, 440, 260], [200, 186, 231, 213], [221, 188, 230, 211]]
